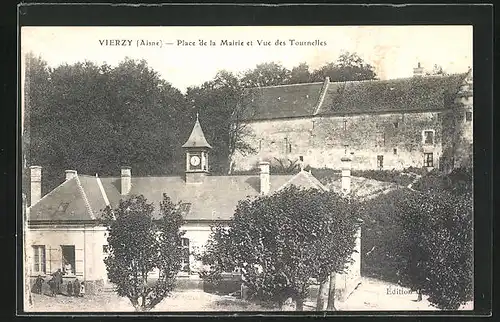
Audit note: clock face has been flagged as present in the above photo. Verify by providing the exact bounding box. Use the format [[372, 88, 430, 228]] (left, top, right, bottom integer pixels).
[[190, 155, 201, 167]]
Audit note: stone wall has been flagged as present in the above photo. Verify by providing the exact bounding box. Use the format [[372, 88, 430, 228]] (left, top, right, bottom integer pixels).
[[233, 111, 444, 171]]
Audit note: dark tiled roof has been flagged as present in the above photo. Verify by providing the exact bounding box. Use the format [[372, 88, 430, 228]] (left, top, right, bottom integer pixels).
[[318, 73, 468, 115], [241, 82, 324, 120], [239, 73, 468, 121], [29, 173, 313, 222], [28, 177, 97, 221]]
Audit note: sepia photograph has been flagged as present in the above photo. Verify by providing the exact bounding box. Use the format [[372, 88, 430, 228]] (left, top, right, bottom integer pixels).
[[20, 24, 474, 313]]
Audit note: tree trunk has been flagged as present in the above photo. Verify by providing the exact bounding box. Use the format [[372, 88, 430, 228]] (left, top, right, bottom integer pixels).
[[295, 298, 304, 311], [316, 279, 328, 311], [326, 272, 337, 311], [417, 289, 423, 301]]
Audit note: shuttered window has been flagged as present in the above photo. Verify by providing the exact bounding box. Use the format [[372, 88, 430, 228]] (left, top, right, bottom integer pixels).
[[33, 245, 46, 274]]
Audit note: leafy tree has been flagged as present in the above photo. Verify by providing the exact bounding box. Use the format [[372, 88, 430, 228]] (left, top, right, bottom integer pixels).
[[396, 189, 473, 309], [240, 62, 292, 87], [311, 52, 377, 82], [200, 186, 358, 311], [288, 62, 312, 84], [185, 70, 257, 174], [101, 194, 184, 311], [24, 55, 189, 195]]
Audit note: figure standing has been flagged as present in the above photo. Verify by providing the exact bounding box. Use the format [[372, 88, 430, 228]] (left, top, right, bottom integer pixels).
[[73, 278, 80, 297]]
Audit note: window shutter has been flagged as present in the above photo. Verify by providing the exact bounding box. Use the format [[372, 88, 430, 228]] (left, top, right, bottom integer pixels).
[[47, 247, 62, 274], [75, 248, 84, 276]]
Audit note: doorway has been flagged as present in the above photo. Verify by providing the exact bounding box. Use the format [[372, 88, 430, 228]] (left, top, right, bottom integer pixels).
[[61, 245, 76, 275]]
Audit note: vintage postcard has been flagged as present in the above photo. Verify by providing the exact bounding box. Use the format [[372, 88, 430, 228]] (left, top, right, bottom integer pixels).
[[20, 24, 474, 314]]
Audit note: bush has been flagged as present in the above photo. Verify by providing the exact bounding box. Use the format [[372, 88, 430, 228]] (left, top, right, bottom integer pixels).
[[352, 169, 415, 187]]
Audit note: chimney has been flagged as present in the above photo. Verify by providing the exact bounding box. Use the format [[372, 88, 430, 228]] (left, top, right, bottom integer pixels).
[[259, 161, 270, 195], [340, 156, 352, 195], [65, 170, 77, 181], [121, 167, 131, 195], [413, 62, 424, 77], [30, 166, 42, 206]]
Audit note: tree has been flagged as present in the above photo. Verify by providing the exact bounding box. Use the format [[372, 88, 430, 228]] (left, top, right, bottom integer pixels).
[[200, 186, 358, 311], [311, 52, 377, 82], [395, 189, 473, 310], [185, 70, 257, 174], [240, 62, 292, 87], [24, 56, 189, 194], [101, 194, 184, 311], [288, 62, 312, 84]]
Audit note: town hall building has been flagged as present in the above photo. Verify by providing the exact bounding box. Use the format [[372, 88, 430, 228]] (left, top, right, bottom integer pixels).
[[25, 115, 363, 301]]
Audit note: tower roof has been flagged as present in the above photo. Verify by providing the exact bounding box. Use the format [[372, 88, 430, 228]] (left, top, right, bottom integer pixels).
[[182, 113, 212, 149]]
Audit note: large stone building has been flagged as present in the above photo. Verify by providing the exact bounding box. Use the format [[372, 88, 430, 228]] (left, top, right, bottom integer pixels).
[[25, 115, 366, 301], [232, 64, 473, 172]]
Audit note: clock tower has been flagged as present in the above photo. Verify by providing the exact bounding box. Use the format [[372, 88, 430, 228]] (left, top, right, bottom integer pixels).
[[182, 113, 212, 184]]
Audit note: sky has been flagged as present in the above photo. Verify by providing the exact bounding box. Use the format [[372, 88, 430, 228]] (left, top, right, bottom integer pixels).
[[22, 26, 472, 91], [21, 26, 472, 130]]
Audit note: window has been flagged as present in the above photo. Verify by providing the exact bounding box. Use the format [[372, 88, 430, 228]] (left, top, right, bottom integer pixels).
[[33, 245, 46, 274], [393, 148, 398, 155], [343, 119, 347, 131], [258, 139, 263, 151], [424, 153, 434, 167], [465, 111, 472, 122], [393, 121, 399, 129], [299, 155, 304, 162], [102, 245, 109, 253], [288, 143, 292, 153], [180, 238, 190, 273], [377, 155, 384, 169], [376, 132, 385, 147], [344, 144, 349, 155], [423, 130, 434, 145]]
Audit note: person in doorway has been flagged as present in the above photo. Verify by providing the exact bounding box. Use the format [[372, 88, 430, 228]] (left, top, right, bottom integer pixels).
[[63, 258, 73, 275]]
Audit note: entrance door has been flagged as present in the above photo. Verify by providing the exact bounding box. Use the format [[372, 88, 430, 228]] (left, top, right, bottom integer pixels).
[[61, 245, 76, 276]]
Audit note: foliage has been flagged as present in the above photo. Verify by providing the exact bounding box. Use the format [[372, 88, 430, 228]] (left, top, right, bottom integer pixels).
[[352, 169, 416, 187], [360, 184, 473, 310], [185, 70, 257, 174], [310, 52, 377, 82], [241, 62, 292, 88], [272, 158, 300, 174], [25, 51, 378, 191], [100, 194, 184, 311], [25, 54, 188, 193], [397, 190, 473, 309], [412, 167, 472, 195], [200, 186, 358, 310]]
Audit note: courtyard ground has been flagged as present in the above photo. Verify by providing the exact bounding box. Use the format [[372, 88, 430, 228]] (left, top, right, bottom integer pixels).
[[24, 277, 472, 313]]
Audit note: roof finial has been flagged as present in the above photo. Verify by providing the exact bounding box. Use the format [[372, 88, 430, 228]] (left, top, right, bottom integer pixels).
[[196, 111, 199, 120]]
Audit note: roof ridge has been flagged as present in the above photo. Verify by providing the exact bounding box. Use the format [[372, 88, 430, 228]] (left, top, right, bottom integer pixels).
[[75, 175, 96, 220], [313, 79, 330, 115], [28, 177, 74, 209], [246, 81, 324, 90]]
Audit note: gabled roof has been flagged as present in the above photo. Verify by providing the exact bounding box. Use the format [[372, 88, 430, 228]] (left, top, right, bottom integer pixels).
[[239, 73, 469, 121], [28, 169, 347, 223], [277, 170, 330, 192], [318, 73, 468, 115], [182, 114, 212, 149], [240, 82, 324, 121]]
